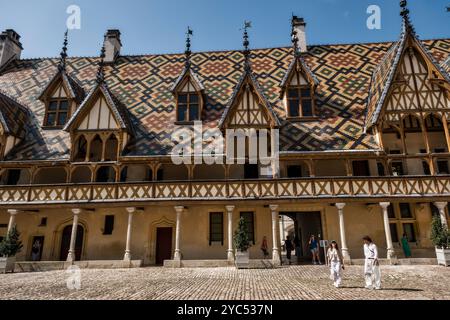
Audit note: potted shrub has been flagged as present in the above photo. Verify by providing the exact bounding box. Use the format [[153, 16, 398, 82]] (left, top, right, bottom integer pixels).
[[233, 217, 251, 269], [430, 216, 450, 267], [0, 226, 23, 273]]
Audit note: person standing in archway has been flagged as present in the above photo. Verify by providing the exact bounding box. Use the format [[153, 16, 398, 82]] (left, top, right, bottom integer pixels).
[[285, 236, 294, 265], [308, 235, 321, 265]]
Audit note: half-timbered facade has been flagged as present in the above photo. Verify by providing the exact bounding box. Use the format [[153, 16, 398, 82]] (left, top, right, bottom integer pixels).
[[0, 2, 449, 268]]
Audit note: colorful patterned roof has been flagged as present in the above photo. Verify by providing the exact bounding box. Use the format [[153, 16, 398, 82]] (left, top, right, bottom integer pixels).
[[0, 90, 28, 139], [0, 38, 449, 161]]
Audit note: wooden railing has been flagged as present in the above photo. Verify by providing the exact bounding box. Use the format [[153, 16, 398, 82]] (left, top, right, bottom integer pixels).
[[0, 176, 450, 205]]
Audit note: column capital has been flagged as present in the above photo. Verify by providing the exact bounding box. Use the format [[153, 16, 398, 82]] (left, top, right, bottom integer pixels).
[[225, 205, 235, 212], [335, 203, 346, 210], [379, 202, 391, 209], [269, 204, 279, 212], [174, 206, 184, 213], [71, 208, 82, 215], [7, 209, 19, 216], [433, 202, 447, 210], [126, 207, 136, 214]]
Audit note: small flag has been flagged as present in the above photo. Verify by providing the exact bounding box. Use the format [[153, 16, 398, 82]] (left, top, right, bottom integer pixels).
[[244, 21, 252, 29]]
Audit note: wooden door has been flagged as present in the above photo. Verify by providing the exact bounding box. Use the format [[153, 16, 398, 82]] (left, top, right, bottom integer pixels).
[[155, 227, 173, 265]]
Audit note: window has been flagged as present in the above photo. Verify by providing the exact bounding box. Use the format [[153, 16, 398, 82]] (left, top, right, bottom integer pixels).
[[388, 205, 396, 219], [6, 169, 21, 185], [402, 223, 416, 242], [287, 165, 303, 178], [177, 93, 199, 122], [352, 160, 370, 176], [44, 99, 69, 127], [287, 86, 313, 118], [209, 212, 224, 245], [389, 223, 399, 242], [391, 161, 404, 176], [422, 161, 431, 175], [103, 215, 115, 235], [39, 217, 47, 227], [399, 203, 413, 219], [437, 160, 449, 174], [240, 212, 255, 244]]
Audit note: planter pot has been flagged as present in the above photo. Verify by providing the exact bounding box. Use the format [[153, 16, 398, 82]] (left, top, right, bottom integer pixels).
[[435, 247, 450, 267], [235, 251, 250, 269], [0, 256, 16, 273]]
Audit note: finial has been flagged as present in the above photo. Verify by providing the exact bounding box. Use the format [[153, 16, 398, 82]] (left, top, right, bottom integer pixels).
[[96, 37, 106, 84], [58, 30, 69, 72], [185, 27, 193, 68], [291, 15, 300, 57], [242, 21, 252, 70], [400, 0, 415, 35]]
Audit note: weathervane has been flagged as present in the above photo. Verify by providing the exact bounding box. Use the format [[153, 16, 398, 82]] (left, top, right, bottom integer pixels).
[[241, 21, 252, 69], [400, 0, 415, 35], [185, 27, 193, 68], [96, 37, 106, 84], [58, 30, 69, 72]]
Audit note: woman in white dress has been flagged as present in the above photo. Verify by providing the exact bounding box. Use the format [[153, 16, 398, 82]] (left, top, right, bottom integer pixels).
[[363, 235, 381, 290], [327, 240, 345, 288]]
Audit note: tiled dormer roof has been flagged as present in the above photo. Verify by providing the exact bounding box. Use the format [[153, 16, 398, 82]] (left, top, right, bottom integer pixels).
[[0, 39, 449, 161]]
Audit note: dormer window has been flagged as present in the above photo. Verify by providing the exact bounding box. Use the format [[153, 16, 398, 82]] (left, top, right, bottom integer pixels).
[[44, 98, 69, 127], [177, 92, 200, 122], [287, 86, 313, 118]]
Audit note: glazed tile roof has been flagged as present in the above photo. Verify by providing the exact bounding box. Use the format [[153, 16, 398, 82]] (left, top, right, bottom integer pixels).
[[0, 89, 28, 139], [0, 38, 449, 161]]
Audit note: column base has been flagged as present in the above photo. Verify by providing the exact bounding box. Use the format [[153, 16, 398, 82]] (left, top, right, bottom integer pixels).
[[387, 249, 398, 265], [342, 249, 351, 262], [66, 253, 75, 264], [227, 250, 235, 262], [123, 252, 131, 261], [272, 249, 281, 267]]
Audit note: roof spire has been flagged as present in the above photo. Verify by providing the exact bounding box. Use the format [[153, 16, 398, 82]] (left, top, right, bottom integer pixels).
[[291, 15, 300, 57], [400, 0, 416, 35], [58, 30, 69, 72], [185, 27, 193, 68], [242, 21, 252, 71], [96, 36, 106, 84]]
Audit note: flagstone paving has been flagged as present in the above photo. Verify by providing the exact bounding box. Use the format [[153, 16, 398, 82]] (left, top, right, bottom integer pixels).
[[0, 265, 449, 300]]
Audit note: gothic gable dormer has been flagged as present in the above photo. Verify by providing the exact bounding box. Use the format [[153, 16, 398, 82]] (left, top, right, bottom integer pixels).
[[365, 3, 450, 129], [171, 68, 204, 123], [219, 69, 280, 129], [38, 31, 85, 128]]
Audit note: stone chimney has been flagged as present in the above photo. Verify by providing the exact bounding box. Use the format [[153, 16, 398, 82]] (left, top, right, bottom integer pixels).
[[0, 29, 23, 68], [292, 16, 307, 53], [103, 29, 122, 64]]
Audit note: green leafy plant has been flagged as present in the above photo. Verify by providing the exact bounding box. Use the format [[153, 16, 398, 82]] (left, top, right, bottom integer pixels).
[[430, 216, 449, 249], [233, 217, 251, 252], [0, 226, 23, 257]]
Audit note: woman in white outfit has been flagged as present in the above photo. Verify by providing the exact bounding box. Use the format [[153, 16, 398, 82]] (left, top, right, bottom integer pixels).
[[363, 236, 381, 290], [327, 240, 345, 288]]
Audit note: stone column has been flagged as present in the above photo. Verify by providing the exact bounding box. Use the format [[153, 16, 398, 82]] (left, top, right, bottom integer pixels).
[[270, 204, 281, 266], [67, 208, 81, 263], [379, 202, 396, 261], [335, 203, 351, 261], [174, 206, 184, 260], [6, 209, 19, 234], [225, 205, 235, 261], [433, 202, 448, 228], [123, 207, 136, 261]]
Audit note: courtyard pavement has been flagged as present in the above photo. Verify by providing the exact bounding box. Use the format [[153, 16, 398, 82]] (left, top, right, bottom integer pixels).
[[0, 265, 449, 300]]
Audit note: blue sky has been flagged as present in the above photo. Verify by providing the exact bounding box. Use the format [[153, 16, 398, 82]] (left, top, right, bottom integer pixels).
[[0, 0, 448, 58]]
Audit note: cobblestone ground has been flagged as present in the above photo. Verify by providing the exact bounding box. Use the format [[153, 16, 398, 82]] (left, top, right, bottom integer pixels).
[[0, 265, 449, 300]]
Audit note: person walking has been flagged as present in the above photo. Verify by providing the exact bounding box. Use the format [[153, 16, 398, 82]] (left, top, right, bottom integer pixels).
[[308, 235, 321, 265], [363, 236, 381, 290], [401, 233, 412, 258], [285, 236, 294, 265], [327, 240, 345, 288], [261, 236, 269, 259]]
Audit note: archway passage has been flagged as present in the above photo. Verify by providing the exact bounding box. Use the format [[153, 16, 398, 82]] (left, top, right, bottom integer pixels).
[[59, 225, 84, 261], [279, 212, 323, 265]]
